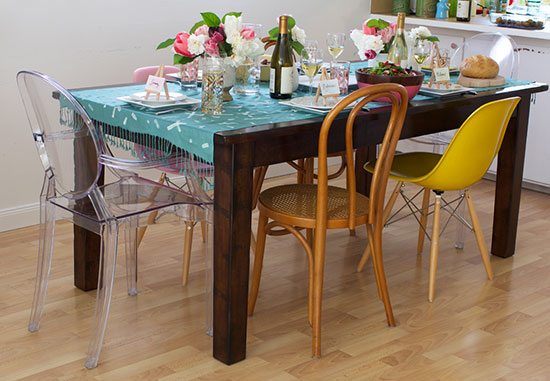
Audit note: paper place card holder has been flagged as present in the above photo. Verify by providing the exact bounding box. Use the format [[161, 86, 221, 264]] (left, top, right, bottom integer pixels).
[[314, 67, 339, 106], [144, 64, 170, 100], [427, 43, 450, 90]]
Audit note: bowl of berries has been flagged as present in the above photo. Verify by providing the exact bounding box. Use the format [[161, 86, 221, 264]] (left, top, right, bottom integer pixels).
[[355, 62, 424, 102]]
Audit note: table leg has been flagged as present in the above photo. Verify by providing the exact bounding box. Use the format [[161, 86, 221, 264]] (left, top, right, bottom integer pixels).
[[213, 141, 254, 364], [491, 95, 531, 258], [73, 135, 103, 291]]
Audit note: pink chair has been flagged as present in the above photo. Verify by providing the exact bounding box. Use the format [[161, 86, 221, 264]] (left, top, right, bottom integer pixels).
[[132, 65, 180, 83], [133, 66, 212, 286]]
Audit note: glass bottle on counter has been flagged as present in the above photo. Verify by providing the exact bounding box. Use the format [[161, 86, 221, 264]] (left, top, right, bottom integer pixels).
[[388, 13, 408, 68], [456, 0, 472, 21]]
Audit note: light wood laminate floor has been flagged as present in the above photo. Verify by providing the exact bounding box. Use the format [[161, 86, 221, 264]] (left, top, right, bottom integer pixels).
[[1, 176, 550, 380]]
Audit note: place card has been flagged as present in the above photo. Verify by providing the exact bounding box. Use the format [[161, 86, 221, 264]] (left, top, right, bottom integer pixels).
[[433, 67, 450, 82], [145, 75, 166, 94], [320, 79, 340, 96]]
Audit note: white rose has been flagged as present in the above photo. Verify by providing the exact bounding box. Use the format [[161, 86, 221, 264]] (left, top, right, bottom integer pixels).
[[409, 26, 432, 41], [225, 15, 243, 44], [234, 38, 264, 59], [291, 26, 306, 45], [187, 34, 205, 56]]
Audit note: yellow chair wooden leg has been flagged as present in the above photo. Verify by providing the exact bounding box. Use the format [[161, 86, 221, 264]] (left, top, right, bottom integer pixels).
[[428, 193, 441, 302], [417, 187, 431, 254], [357, 181, 402, 272], [181, 222, 194, 286], [465, 190, 494, 280], [136, 173, 167, 247], [248, 213, 269, 316], [200, 221, 206, 243], [250, 230, 256, 255]]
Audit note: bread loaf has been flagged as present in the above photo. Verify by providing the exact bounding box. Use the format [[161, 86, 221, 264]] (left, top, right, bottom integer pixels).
[[459, 55, 499, 79]]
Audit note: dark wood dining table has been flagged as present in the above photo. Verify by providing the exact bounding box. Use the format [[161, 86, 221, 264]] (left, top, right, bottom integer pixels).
[[72, 81, 547, 365]]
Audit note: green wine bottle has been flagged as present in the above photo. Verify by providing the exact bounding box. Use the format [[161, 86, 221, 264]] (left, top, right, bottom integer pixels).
[[388, 13, 409, 68], [269, 15, 294, 99]]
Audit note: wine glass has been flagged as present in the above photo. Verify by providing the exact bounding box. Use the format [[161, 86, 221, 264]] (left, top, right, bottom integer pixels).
[[413, 39, 431, 69], [326, 33, 346, 62], [300, 47, 323, 105]]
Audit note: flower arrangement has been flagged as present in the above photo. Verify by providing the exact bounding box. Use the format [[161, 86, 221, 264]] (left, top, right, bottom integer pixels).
[[267, 16, 306, 55], [157, 12, 264, 66], [350, 18, 396, 60], [408, 26, 439, 43]]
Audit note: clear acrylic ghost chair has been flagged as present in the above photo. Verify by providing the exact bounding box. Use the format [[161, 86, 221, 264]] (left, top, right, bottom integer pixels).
[[17, 70, 212, 369], [401, 32, 519, 248]]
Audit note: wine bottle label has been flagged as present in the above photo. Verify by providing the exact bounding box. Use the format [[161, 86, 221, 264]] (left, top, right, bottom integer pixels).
[[270, 68, 275, 93], [269, 67, 293, 94], [456, 0, 469, 18], [280, 67, 293, 94]]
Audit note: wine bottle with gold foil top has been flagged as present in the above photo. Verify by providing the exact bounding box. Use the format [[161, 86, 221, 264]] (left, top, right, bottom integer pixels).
[[388, 13, 409, 68], [269, 15, 294, 99]]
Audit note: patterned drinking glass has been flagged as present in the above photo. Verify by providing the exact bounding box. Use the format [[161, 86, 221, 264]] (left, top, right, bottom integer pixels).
[[180, 60, 199, 91], [201, 57, 224, 115]]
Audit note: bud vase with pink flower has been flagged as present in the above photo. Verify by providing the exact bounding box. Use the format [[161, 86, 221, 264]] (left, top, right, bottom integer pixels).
[[350, 18, 397, 67]]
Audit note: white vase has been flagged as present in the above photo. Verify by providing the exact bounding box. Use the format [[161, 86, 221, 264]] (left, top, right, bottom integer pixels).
[[222, 63, 236, 101], [368, 53, 389, 68]]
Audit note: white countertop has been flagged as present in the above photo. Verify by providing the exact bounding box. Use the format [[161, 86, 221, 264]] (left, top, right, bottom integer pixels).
[[371, 13, 550, 40]]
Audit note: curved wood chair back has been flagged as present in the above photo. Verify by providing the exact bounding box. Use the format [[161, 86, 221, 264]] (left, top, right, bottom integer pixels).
[[315, 84, 408, 242]]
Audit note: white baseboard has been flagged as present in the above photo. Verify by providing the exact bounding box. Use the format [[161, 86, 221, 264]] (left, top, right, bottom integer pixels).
[[0, 202, 40, 232]]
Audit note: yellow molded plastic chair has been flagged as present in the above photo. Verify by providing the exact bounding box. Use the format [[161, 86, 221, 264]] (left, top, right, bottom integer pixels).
[[248, 84, 409, 358], [359, 97, 520, 302]]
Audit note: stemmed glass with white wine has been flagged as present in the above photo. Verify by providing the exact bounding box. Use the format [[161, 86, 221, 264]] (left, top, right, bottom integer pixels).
[[300, 46, 323, 106], [326, 33, 346, 62], [413, 39, 431, 69]]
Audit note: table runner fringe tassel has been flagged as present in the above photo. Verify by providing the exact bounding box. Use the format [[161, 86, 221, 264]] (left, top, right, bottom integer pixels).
[[95, 120, 214, 192]]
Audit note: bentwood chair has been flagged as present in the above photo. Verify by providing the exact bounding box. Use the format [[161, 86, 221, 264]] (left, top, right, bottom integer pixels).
[[17, 70, 212, 369], [358, 97, 520, 302], [248, 84, 409, 358]]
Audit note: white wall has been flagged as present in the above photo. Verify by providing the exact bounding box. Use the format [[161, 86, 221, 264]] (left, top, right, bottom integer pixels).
[[0, 0, 370, 231]]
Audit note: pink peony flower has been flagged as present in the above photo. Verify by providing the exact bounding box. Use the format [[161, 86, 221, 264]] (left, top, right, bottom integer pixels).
[[365, 49, 377, 60], [204, 38, 220, 56], [241, 27, 255, 40], [377, 24, 397, 44], [173, 32, 194, 57], [194, 24, 209, 36], [362, 22, 377, 35], [210, 31, 225, 44]]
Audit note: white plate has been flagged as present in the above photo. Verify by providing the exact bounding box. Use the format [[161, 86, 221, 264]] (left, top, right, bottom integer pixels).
[[117, 95, 200, 110], [290, 96, 342, 110], [130, 92, 186, 105], [419, 83, 474, 97]]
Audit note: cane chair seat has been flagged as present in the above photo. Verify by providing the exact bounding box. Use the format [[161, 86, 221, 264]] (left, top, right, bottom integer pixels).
[[258, 184, 370, 229]]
